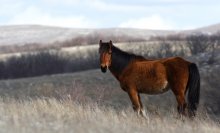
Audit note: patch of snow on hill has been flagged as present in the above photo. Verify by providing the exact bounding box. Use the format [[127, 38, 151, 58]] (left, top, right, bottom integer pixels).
[[0, 25, 91, 46]]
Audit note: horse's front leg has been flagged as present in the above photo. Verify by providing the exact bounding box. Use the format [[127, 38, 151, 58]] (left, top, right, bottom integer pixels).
[[138, 93, 147, 118], [128, 88, 147, 118]]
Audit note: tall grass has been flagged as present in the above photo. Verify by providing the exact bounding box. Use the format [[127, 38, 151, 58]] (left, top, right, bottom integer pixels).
[[0, 98, 219, 133]]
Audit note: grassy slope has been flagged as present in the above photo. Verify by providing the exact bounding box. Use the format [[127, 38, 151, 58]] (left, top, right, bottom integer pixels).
[[0, 98, 219, 133], [0, 68, 178, 108], [0, 68, 219, 132], [0, 67, 219, 115]]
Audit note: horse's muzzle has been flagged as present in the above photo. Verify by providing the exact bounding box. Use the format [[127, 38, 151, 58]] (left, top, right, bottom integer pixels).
[[101, 66, 107, 73]]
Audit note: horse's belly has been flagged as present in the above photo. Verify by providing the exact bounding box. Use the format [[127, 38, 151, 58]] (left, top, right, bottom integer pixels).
[[138, 80, 169, 94]]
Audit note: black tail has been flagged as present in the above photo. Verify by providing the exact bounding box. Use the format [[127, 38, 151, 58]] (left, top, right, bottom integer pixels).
[[187, 63, 200, 116]]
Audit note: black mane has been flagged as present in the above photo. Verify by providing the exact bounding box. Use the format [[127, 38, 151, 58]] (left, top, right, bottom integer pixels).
[[109, 45, 145, 77]]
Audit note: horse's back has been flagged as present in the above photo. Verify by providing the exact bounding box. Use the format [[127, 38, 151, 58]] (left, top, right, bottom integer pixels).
[[161, 57, 191, 76], [160, 56, 191, 67], [131, 56, 191, 76]]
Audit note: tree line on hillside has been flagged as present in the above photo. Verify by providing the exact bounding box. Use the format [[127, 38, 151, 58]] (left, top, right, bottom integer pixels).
[[0, 52, 99, 79], [150, 33, 220, 53], [0, 33, 219, 79]]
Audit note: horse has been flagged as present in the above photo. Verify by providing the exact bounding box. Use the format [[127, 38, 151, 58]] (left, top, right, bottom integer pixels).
[[99, 40, 200, 118]]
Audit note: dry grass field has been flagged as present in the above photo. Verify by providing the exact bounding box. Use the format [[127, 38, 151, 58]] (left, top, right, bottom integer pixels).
[[0, 98, 219, 133]]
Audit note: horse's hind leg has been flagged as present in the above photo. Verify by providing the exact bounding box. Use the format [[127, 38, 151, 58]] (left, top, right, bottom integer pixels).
[[171, 85, 187, 116], [176, 93, 187, 115]]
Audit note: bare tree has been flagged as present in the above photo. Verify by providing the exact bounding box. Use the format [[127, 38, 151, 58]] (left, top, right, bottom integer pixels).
[[186, 34, 211, 55], [156, 41, 174, 58], [207, 34, 220, 64], [186, 33, 220, 65]]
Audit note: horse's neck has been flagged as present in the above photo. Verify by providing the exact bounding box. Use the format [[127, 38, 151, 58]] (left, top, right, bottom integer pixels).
[[109, 47, 134, 79]]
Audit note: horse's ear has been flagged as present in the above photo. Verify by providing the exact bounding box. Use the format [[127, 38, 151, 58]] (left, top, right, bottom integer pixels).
[[99, 40, 102, 46], [109, 40, 112, 53]]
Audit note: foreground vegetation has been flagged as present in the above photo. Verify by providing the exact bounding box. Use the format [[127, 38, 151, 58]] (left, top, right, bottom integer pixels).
[[0, 98, 219, 133]]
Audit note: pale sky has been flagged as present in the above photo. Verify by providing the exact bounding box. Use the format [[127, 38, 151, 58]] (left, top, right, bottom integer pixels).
[[1, 0, 220, 30]]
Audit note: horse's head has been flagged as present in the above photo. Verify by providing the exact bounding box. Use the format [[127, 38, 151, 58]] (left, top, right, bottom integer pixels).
[[99, 40, 112, 73]]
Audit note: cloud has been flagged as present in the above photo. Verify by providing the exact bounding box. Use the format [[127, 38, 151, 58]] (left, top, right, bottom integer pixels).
[[88, 0, 145, 11], [119, 15, 176, 30], [7, 6, 98, 28], [41, 0, 80, 6], [0, 0, 24, 16], [43, 0, 145, 11]]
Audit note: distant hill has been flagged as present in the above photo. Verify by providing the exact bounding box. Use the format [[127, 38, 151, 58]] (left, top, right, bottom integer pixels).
[[193, 23, 220, 34], [0, 23, 220, 46], [0, 25, 176, 46], [0, 25, 91, 46], [180, 23, 220, 35]]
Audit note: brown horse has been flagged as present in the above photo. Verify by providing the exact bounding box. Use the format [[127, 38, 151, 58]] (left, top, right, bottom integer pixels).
[[99, 40, 200, 117]]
